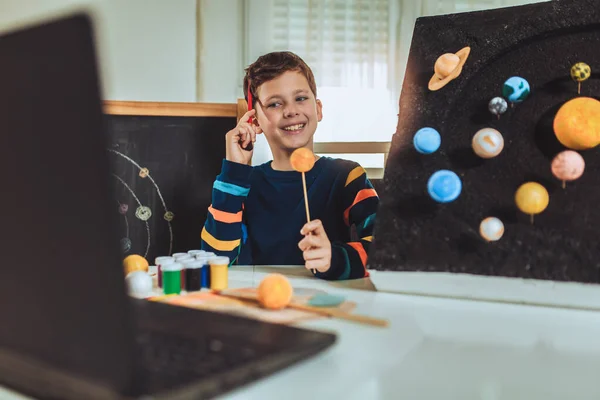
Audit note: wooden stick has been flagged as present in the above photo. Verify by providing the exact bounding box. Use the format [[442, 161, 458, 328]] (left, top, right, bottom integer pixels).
[[301, 172, 310, 222], [288, 301, 389, 327], [301, 172, 316, 274], [219, 292, 389, 328]]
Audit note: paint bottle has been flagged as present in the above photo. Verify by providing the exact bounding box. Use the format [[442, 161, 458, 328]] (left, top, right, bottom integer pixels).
[[179, 258, 197, 291], [196, 256, 210, 288], [173, 255, 193, 288], [147, 265, 159, 288], [162, 262, 182, 295], [209, 256, 229, 291], [185, 261, 203, 292], [188, 250, 205, 257], [154, 256, 174, 288]]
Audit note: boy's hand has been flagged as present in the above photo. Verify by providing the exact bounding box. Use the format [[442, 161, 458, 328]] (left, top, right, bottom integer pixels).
[[225, 109, 263, 165], [298, 220, 331, 273]]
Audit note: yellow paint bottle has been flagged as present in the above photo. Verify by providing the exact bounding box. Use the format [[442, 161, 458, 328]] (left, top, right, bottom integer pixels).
[[209, 256, 229, 291]]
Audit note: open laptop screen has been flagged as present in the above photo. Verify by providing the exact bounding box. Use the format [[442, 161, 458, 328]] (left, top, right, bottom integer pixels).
[[0, 13, 134, 391]]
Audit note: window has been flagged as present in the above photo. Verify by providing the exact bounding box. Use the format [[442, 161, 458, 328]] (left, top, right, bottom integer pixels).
[[244, 0, 546, 172]]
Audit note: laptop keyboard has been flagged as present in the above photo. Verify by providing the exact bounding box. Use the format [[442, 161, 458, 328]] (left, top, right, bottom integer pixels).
[[134, 329, 267, 390], [126, 299, 336, 397]]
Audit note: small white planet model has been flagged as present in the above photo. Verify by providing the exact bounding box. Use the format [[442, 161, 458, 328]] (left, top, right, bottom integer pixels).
[[472, 128, 504, 158], [125, 271, 153, 298], [479, 217, 505, 242]]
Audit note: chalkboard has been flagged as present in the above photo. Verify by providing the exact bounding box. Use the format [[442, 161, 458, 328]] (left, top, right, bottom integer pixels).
[[103, 101, 240, 263]]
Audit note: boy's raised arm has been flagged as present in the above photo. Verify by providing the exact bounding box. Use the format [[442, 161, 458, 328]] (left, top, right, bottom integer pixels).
[[201, 159, 252, 264], [201, 110, 261, 264]]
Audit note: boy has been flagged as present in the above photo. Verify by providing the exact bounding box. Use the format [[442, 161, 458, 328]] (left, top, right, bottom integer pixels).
[[201, 51, 378, 280]]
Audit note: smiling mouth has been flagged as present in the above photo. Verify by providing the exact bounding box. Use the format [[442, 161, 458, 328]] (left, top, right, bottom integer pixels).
[[281, 123, 306, 134]]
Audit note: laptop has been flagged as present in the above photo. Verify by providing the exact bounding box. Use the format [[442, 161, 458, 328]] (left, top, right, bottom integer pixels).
[[0, 12, 335, 400]]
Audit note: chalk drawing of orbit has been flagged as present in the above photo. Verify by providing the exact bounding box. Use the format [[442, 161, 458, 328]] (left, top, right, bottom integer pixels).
[[108, 149, 174, 257]]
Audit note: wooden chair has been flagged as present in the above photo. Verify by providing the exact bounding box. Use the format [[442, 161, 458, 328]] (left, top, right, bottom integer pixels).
[[313, 141, 391, 180], [237, 98, 391, 180]]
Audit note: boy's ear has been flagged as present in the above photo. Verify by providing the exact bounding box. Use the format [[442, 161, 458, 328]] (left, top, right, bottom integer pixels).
[[316, 99, 323, 122]]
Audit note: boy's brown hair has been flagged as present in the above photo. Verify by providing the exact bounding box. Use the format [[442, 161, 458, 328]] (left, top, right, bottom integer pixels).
[[243, 51, 317, 108]]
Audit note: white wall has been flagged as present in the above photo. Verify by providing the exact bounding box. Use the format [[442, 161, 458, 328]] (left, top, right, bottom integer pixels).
[[0, 0, 197, 102], [197, 0, 273, 165], [197, 0, 242, 103]]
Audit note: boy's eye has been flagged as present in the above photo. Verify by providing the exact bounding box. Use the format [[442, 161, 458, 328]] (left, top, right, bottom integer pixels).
[[267, 102, 281, 108], [296, 96, 307, 102]]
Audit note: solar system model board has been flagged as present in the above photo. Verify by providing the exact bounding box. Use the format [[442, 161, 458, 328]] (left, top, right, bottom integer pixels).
[[369, 0, 600, 284]]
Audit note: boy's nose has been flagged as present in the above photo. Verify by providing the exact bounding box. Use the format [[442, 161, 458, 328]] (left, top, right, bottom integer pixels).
[[283, 106, 300, 118]]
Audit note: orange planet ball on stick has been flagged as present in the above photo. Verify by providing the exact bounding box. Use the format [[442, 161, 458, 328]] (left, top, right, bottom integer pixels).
[[553, 97, 600, 150], [291, 147, 317, 274], [123, 254, 149, 276], [290, 148, 315, 224], [290, 147, 316, 172], [257, 273, 294, 310]]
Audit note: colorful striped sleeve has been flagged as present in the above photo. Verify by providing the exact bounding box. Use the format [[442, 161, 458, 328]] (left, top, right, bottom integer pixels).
[[317, 163, 379, 281], [201, 159, 252, 264]]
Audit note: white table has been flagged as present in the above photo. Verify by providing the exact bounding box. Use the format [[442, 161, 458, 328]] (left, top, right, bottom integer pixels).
[[222, 266, 600, 400], [3, 266, 600, 400]]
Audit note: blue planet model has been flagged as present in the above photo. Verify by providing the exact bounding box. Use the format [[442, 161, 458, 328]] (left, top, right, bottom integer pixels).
[[427, 170, 462, 203], [413, 127, 441, 154], [502, 76, 530, 103]]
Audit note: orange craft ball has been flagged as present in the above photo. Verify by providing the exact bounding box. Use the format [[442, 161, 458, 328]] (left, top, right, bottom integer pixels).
[[123, 254, 149, 275], [257, 273, 294, 310], [290, 147, 316, 173], [553, 97, 600, 150]]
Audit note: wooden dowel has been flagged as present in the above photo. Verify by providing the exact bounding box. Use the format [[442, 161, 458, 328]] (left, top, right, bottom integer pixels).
[[287, 301, 389, 328], [301, 171, 316, 274], [301, 172, 310, 222], [218, 292, 389, 328]]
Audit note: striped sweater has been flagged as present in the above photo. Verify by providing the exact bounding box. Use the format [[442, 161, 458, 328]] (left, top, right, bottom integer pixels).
[[201, 157, 378, 280]]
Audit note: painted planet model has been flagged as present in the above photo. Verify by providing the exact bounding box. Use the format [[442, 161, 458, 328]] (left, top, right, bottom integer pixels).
[[413, 127, 441, 154], [502, 76, 530, 103], [472, 128, 504, 158], [427, 170, 462, 203], [479, 217, 505, 242], [488, 97, 507, 117]]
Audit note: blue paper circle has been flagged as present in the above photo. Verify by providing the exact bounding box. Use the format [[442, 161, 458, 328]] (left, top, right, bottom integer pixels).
[[427, 170, 462, 203], [308, 293, 346, 307], [413, 127, 441, 154]]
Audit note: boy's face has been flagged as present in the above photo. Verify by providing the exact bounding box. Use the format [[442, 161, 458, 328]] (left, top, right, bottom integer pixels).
[[255, 70, 323, 153]]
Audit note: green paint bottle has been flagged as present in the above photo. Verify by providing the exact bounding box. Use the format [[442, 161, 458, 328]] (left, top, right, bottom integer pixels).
[[162, 262, 182, 295]]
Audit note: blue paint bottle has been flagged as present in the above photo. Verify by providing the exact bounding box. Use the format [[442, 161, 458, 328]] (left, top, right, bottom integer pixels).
[[197, 256, 211, 288]]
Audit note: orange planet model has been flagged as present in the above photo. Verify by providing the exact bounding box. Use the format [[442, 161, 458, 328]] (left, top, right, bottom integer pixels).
[[515, 182, 549, 223], [257, 273, 294, 310], [428, 47, 471, 91], [290, 147, 316, 172], [553, 97, 600, 150], [123, 254, 149, 275]]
